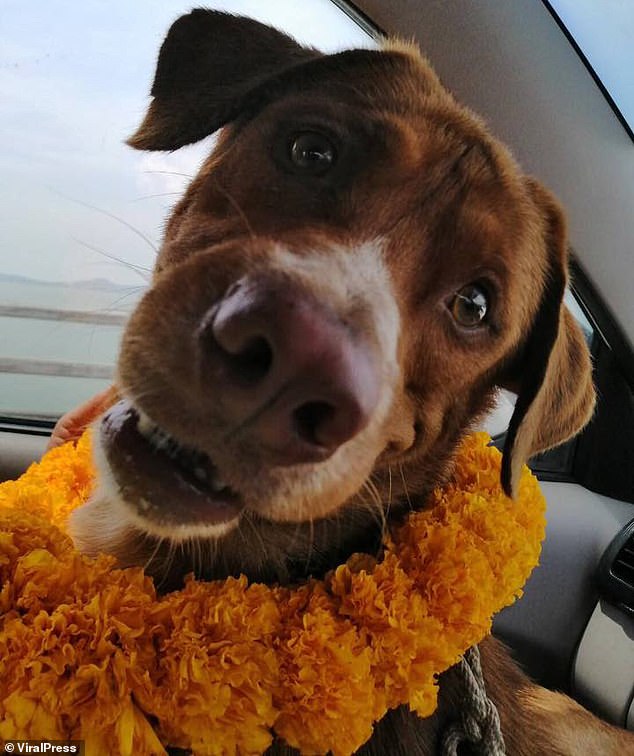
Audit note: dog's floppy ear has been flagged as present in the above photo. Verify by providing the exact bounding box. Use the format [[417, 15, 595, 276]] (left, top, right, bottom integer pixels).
[[500, 180, 595, 497], [128, 9, 319, 151]]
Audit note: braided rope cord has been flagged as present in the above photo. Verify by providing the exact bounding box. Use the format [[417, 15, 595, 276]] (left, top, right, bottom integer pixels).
[[440, 645, 506, 756]]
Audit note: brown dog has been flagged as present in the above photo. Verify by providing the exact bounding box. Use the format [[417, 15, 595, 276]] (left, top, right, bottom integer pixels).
[[68, 10, 632, 754]]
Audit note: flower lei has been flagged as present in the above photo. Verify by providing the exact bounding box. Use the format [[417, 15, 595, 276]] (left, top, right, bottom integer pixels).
[[0, 432, 545, 756]]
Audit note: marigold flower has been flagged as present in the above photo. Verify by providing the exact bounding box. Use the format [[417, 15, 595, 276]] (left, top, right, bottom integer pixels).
[[0, 432, 545, 755]]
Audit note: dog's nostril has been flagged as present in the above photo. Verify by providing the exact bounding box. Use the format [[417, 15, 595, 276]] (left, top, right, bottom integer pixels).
[[223, 336, 273, 385], [293, 401, 336, 447]]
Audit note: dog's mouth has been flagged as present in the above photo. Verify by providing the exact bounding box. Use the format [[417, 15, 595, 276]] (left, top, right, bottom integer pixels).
[[99, 400, 245, 531]]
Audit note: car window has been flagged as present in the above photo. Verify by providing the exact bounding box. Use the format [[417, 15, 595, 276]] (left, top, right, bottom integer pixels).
[[0, 0, 372, 420], [545, 0, 634, 139]]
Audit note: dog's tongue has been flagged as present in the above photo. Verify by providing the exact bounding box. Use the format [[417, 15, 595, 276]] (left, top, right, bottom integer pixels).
[[99, 400, 245, 527]]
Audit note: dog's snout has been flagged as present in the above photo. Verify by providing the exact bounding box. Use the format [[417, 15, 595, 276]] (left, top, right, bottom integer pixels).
[[200, 275, 380, 464]]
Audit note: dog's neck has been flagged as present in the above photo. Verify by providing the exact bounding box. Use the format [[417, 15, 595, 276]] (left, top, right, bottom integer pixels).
[[108, 499, 419, 593]]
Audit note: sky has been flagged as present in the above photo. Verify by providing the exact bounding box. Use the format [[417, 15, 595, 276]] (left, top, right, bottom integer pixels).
[[548, 0, 633, 128], [0, 1, 372, 286], [2, 1, 631, 287]]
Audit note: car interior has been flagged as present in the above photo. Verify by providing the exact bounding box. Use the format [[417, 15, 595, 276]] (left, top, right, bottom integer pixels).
[[1, 0, 633, 737]]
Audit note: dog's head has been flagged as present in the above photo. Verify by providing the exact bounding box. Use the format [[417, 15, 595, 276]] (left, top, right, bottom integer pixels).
[[70, 10, 594, 586]]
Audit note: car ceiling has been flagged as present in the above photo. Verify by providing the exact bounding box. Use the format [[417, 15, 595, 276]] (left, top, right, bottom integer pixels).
[[350, 0, 634, 351]]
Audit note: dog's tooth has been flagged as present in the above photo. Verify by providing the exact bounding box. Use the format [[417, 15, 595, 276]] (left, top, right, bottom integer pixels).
[[149, 433, 165, 450], [134, 411, 224, 492], [165, 438, 181, 458], [210, 475, 227, 493], [150, 427, 173, 451], [136, 410, 157, 439], [187, 450, 202, 465], [193, 466, 208, 482]]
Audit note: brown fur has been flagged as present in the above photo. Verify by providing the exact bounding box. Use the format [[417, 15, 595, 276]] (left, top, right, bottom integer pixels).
[[70, 10, 632, 753]]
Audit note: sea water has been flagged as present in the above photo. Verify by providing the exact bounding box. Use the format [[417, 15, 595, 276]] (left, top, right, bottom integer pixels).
[[0, 278, 144, 418]]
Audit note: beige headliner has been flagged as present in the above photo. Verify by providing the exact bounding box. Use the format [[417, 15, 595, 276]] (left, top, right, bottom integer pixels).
[[351, 0, 634, 349]]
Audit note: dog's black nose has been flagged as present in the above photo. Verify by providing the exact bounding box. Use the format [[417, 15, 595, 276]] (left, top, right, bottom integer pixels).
[[198, 275, 380, 464]]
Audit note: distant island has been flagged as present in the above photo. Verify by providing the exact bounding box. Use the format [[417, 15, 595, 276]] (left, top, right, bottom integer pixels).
[[0, 273, 145, 292]]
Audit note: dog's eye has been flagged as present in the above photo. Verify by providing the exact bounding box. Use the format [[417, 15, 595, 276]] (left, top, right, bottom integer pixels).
[[450, 284, 489, 328], [289, 132, 336, 175]]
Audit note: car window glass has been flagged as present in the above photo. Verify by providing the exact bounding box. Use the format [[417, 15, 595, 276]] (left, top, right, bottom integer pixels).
[[546, 0, 633, 136]]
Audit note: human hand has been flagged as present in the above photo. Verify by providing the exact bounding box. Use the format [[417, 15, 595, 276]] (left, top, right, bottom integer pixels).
[[47, 385, 119, 450]]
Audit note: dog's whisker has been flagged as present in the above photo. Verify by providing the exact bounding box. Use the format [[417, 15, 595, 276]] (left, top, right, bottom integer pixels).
[[118, 383, 167, 409], [366, 475, 384, 507], [193, 536, 203, 578], [198, 536, 216, 578], [272, 500, 309, 566], [359, 481, 376, 513], [305, 515, 315, 573], [51, 188, 159, 254], [285, 516, 308, 557], [186, 536, 195, 576], [142, 534, 165, 574], [197, 538, 206, 577], [71, 237, 152, 282], [129, 192, 183, 202], [186, 541, 196, 578], [210, 179, 256, 240], [398, 463, 413, 511], [101, 287, 148, 314], [358, 483, 386, 534], [142, 169, 194, 179], [149, 540, 173, 592], [370, 485, 388, 535], [241, 513, 269, 565], [162, 540, 178, 587], [369, 471, 391, 517]]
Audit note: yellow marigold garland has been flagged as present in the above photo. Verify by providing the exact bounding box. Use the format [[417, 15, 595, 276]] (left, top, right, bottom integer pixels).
[[0, 431, 546, 755]]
